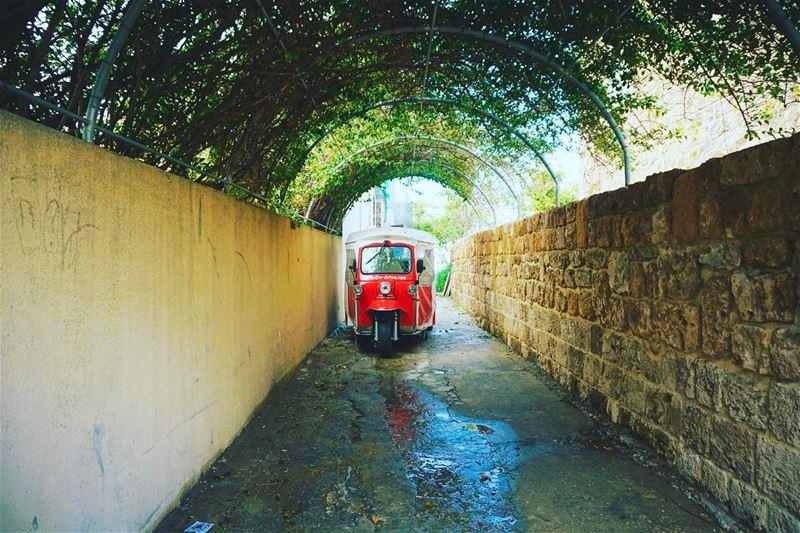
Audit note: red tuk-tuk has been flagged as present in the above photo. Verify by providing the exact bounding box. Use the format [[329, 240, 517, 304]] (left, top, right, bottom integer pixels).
[[345, 227, 436, 354]]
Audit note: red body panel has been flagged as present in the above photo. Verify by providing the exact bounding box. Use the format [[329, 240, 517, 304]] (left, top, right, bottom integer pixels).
[[346, 239, 435, 334]]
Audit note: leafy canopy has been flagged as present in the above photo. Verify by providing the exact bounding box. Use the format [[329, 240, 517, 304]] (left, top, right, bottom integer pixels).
[[2, 0, 797, 225]]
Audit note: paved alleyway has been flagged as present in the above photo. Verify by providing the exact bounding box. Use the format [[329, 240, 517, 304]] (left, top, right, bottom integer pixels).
[[157, 299, 719, 532]]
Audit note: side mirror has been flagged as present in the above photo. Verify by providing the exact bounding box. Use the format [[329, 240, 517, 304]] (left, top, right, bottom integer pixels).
[[351, 258, 357, 272], [416, 258, 425, 273]]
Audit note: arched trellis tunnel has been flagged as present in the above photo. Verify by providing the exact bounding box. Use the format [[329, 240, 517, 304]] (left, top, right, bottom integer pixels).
[[1, 0, 797, 230], [1, 4, 800, 532]]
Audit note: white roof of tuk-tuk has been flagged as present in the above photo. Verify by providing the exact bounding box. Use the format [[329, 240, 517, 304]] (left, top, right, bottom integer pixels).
[[345, 226, 437, 247]]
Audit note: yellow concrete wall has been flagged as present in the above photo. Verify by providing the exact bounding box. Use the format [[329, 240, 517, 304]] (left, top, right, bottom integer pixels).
[[0, 112, 341, 531]]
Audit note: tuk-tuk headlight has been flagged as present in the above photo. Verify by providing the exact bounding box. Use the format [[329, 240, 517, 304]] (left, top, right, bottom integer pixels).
[[353, 285, 363, 297], [379, 282, 391, 295], [407, 284, 418, 296]]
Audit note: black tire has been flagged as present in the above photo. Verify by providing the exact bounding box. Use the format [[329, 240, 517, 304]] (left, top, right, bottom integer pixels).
[[377, 320, 393, 355], [355, 334, 373, 352]]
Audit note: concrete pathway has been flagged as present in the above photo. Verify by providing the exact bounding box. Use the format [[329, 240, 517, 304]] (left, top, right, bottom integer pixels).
[[157, 299, 719, 532]]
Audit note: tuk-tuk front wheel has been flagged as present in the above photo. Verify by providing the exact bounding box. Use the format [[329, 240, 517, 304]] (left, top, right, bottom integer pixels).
[[355, 334, 373, 352], [376, 320, 393, 355]]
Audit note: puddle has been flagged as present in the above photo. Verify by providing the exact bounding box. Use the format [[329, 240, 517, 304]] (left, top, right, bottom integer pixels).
[[381, 381, 523, 531]]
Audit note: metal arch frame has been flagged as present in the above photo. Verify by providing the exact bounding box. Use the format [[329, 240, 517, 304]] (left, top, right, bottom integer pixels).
[[347, 25, 631, 185], [331, 171, 487, 229], [332, 135, 521, 217], [340, 168, 490, 228], [83, 0, 148, 143], [300, 96, 561, 204], [409, 159, 498, 225], [763, 0, 800, 57], [323, 155, 498, 227]]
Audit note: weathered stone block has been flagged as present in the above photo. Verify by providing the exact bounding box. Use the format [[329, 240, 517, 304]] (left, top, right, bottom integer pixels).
[[598, 362, 625, 397], [566, 291, 579, 316], [554, 226, 566, 249], [589, 325, 603, 355], [720, 187, 747, 237], [699, 195, 724, 238], [642, 383, 671, 424], [661, 349, 696, 397], [651, 204, 671, 244], [700, 457, 731, 503], [728, 479, 768, 530], [567, 346, 586, 376], [585, 249, 608, 269], [656, 250, 701, 301], [708, 414, 756, 482], [732, 324, 772, 375], [632, 415, 678, 460], [609, 251, 630, 294], [693, 359, 724, 410], [681, 402, 713, 454], [586, 219, 604, 248], [672, 170, 701, 242], [747, 188, 786, 234], [744, 238, 791, 269], [791, 179, 800, 232], [721, 368, 768, 430], [698, 242, 741, 269], [603, 332, 642, 372], [643, 168, 679, 206], [701, 274, 733, 359], [756, 436, 800, 511], [620, 212, 651, 247], [582, 354, 604, 388], [771, 328, 800, 382], [574, 268, 592, 288], [575, 200, 588, 248], [625, 299, 653, 340], [578, 291, 595, 321], [629, 262, 648, 298], [731, 271, 796, 323], [565, 202, 577, 223], [563, 222, 577, 250], [768, 382, 800, 447], [767, 504, 800, 533], [654, 301, 701, 351], [598, 297, 627, 331], [560, 316, 592, 351], [718, 134, 798, 186], [554, 288, 567, 313], [674, 448, 703, 482]]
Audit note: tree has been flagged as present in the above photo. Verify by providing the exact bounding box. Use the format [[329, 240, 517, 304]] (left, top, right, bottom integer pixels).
[[522, 170, 577, 215]]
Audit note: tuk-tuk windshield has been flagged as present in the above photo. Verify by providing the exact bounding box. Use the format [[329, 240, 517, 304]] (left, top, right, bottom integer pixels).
[[361, 245, 412, 274]]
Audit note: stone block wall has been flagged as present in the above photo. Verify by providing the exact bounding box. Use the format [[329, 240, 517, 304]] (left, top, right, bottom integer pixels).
[[450, 134, 800, 530]]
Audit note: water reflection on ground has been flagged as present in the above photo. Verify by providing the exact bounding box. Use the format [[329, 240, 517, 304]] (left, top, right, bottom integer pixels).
[[382, 381, 521, 530], [156, 299, 720, 532]]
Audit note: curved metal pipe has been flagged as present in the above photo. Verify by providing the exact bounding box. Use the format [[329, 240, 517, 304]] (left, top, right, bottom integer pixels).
[[300, 96, 560, 204], [333, 135, 521, 217], [83, 0, 148, 143], [391, 171, 490, 228], [763, 0, 800, 58], [348, 26, 630, 185], [332, 173, 487, 230], [411, 159, 498, 225], [327, 158, 498, 228]]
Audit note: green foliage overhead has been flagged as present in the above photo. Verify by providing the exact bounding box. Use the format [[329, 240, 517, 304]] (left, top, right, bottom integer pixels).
[[2, 0, 797, 226], [413, 195, 472, 248]]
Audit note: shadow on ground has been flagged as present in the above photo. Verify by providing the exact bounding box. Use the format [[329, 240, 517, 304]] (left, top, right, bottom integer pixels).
[[157, 299, 719, 532]]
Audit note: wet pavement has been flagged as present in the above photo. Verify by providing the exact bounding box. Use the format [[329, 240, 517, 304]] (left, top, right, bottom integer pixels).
[[157, 299, 719, 532]]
